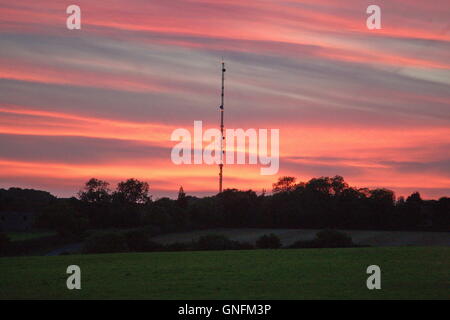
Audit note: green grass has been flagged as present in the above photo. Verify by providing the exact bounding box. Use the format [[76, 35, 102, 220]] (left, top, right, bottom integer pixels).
[[0, 247, 448, 299], [5, 231, 56, 242]]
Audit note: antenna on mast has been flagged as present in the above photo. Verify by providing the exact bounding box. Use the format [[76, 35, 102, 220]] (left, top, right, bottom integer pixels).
[[219, 59, 226, 193]]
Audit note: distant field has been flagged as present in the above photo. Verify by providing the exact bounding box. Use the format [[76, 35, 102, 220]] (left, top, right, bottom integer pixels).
[[0, 247, 448, 299], [152, 228, 450, 247], [5, 231, 56, 242]]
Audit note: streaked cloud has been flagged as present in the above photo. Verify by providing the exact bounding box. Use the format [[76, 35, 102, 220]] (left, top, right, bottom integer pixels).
[[0, 0, 449, 198]]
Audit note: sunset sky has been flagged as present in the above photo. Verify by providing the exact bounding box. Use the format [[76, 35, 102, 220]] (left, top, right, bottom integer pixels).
[[0, 0, 449, 199]]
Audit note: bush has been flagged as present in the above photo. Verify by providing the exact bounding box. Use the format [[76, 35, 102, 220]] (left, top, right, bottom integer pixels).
[[83, 232, 128, 254], [196, 234, 235, 250], [125, 230, 163, 252], [314, 229, 354, 248], [288, 230, 356, 249], [256, 233, 282, 249]]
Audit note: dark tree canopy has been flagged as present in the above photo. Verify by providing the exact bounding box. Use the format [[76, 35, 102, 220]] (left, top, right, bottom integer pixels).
[[3, 176, 447, 233], [77, 178, 111, 204], [114, 178, 150, 204], [272, 176, 297, 193], [177, 186, 188, 209]]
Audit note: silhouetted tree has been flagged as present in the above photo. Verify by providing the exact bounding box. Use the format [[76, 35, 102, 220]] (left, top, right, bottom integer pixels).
[[330, 175, 348, 195], [4, 175, 450, 235], [404, 191, 424, 227], [434, 197, 450, 230], [77, 178, 111, 203], [0, 188, 55, 212], [272, 176, 296, 193], [217, 189, 260, 227], [306, 177, 333, 195], [177, 186, 188, 209], [407, 192, 422, 205], [114, 178, 150, 204], [77, 178, 112, 228]]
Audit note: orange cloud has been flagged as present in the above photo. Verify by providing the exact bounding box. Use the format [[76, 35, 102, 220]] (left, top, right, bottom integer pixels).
[[1, 0, 449, 199]]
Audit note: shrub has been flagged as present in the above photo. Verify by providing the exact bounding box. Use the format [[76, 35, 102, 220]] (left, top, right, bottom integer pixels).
[[125, 230, 163, 252], [83, 232, 128, 254], [256, 233, 282, 249], [314, 229, 354, 248], [288, 230, 356, 249]]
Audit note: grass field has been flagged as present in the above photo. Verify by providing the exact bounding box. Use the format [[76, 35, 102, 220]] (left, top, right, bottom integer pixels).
[[0, 246, 448, 299]]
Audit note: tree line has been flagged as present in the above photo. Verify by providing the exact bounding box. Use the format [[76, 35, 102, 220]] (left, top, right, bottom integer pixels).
[[1, 176, 449, 237]]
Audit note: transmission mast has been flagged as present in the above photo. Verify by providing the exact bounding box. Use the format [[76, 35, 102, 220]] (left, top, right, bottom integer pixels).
[[219, 61, 226, 193]]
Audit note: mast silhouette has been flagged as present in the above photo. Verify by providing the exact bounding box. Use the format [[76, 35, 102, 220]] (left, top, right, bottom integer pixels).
[[219, 61, 226, 193]]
